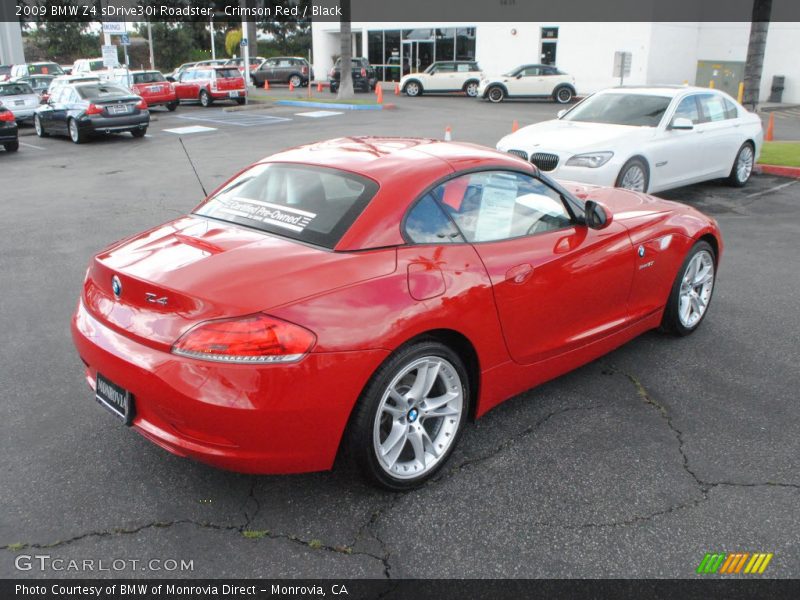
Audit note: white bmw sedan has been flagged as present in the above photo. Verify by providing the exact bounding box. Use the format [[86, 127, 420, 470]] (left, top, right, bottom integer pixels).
[[496, 86, 763, 193]]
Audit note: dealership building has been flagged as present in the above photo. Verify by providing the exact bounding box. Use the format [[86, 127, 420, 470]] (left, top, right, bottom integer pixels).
[[311, 21, 799, 103]]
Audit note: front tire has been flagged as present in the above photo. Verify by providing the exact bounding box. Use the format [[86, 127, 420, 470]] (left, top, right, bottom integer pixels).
[[727, 142, 754, 187], [487, 86, 505, 103], [554, 85, 574, 104], [68, 118, 85, 144], [616, 157, 649, 192], [199, 90, 213, 107], [347, 340, 470, 491], [661, 241, 716, 336], [34, 114, 49, 137], [404, 81, 422, 97]]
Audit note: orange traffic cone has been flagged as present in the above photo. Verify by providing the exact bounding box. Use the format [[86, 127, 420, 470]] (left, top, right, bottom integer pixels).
[[264, 80, 269, 90], [512, 119, 519, 132], [394, 82, 400, 95], [444, 126, 452, 141], [317, 82, 322, 92], [289, 81, 294, 92], [765, 112, 775, 141], [376, 85, 383, 104]]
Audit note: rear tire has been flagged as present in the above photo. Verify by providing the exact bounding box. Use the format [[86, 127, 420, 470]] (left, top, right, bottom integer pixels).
[[166, 101, 178, 112], [4, 140, 19, 152], [131, 128, 146, 138], [346, 340, 470, 491], [199, 90, 213, 107], [464, 81, 479, 97], [235, 98, 246, 105], [68, 118, 84, 144], [404, 81, 422, 97], [554, 85, 574, 104], [727, 142, 754, 187], [661, 241, 717, 336], [288, 74, 302, 88], [487, 86, 505, 103]]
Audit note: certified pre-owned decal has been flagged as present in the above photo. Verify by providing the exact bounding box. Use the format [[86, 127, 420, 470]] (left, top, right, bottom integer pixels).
[[217, 198, 317, 232]]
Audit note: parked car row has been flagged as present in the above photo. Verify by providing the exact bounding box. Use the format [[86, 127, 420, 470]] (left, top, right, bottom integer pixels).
[[399, 61, 577, 103]]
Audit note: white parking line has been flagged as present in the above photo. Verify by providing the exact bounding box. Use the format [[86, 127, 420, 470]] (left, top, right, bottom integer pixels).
[[176, 111, 291, 128], [19, 141, 46, 150], [745, 180, 797, 198], [295, 110, 344, 118], [163, 125, 218, 135]]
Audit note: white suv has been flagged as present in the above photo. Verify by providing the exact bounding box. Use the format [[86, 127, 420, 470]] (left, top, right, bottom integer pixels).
[[478, 64, 576, 104], [400, 61, 483, 97]]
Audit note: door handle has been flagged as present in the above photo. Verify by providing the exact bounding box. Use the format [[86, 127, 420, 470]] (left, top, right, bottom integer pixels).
[[506, 263, 534, 284]]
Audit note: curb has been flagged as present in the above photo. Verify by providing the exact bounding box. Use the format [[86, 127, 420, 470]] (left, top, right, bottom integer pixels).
[[756, 164, 800, 178], [275, 100, 393, 111], [222, 101, 273, 112], [759, 104, 800, 113]]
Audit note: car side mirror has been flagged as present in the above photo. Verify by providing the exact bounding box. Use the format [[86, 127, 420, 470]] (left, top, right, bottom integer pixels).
[[584, 200, 612, 230], [166, 76, 175, 82], [515, 74, 523, 79], [670, 117, 694, 130], [557, 109, 567, 119]]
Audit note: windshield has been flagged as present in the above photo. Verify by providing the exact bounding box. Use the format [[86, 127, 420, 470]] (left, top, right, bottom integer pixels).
[[133, 72, 166, 84], [76, 84, 130, 100], [30, 63, 64, 75], [195, 163, 379, 249], [563, 93, 672, 127], [0, 83, 34, 96]]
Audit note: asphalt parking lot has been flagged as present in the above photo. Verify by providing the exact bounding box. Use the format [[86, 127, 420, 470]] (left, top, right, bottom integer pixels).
[[1, 91, 798, 579]]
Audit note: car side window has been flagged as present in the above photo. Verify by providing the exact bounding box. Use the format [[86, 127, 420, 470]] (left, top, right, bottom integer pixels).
[[405, 195, 464, 244], [522, 67, 541, 77], [699, 94, 729, 122], [723, 97, 739, 119], [436, 63, 456, 73], [429, 171, 572, 243], [673, 95, 701, 124]]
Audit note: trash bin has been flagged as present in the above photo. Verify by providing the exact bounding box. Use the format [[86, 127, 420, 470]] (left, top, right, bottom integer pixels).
[[768, 75, 785, 103]]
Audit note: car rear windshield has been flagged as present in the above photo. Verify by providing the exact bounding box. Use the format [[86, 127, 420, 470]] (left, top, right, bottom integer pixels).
[[0, 66, 10, 76], [194, 163, 379, 249], [88, 60, 105, 71], [0, 83, 34, 95], [564, 93, 672, 127], [133, 72, 166, 84], [215, 68, 241, 79], [76, 84, 130, 100]]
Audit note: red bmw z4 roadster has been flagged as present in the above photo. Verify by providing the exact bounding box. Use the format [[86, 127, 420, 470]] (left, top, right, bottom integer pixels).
[[72, 137, 722, 490]]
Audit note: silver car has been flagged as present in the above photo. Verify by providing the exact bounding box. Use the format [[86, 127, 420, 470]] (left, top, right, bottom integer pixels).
[[0, 81, 40, 123]]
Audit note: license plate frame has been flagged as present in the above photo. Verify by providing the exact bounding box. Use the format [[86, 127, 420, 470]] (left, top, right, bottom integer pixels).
[[95, 373, 134, 425]]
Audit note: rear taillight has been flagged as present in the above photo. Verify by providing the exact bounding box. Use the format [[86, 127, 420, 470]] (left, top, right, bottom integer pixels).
[[301, 66, 308, 75], [360, 68, 366, 77], [135, 99, 147, 110], [211, 79, 217, 91], [172, 313, 316, 364], [85, 103, 103, 115], [0, 110, 14, 122]]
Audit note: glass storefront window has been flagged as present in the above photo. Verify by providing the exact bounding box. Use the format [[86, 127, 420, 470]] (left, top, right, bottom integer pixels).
[[436, 28, 455, 62], [384, 30, 402, 81], [456, 28, 476, 61]]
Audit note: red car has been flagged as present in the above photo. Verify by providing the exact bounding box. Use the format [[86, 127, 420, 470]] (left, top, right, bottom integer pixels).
[[71, 138, 722, 490], [127, 70, 178, 111], [173, 66, 246, 107]]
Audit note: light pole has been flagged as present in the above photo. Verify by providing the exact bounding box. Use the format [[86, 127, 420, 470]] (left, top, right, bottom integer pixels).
[[241, 15, 251, 92], [210, 17, 216, 61]]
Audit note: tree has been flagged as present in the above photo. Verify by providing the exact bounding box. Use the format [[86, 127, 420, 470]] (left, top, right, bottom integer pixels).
[[742, 0, 772, 110], [134, 22, 195, 70], [336, 0, 353, 99], [225, 29, 243, 57], [258, 0, 311, 55]]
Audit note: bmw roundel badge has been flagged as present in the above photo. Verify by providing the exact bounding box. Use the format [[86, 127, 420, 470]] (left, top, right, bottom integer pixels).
[[111, 275, 122, 298]]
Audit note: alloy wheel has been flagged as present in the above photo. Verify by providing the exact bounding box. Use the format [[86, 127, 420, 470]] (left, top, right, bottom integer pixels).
[[620, 164, 646, 191], [34, 115, 43, 137], [373, 356, 464, 480], [736, 145, 754, 183], [289, 75, 302, 88], [405, 82, 419, 97], [69, 120, 80, 143], [678, 250, 715, 329], [556, 87, 573, 103], [488, 87, 504, 103], [465, 82, 479, 97]]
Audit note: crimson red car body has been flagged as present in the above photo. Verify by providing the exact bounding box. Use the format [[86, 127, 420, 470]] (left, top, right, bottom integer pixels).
[[71, 137, 722, 476], [173, 66, 246, 105], [127, 71, 177, 109]]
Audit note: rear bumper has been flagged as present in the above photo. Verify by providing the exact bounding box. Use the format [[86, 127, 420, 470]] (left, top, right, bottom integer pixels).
[[0, 123, 19, 141], [210, 89, 246, 100], [10, 107, 37, 121], [71, 299, 389, 474], [141, 92, 177, 106], [81, 112, 150, 133]]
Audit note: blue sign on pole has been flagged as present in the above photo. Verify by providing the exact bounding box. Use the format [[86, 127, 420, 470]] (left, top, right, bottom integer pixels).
[[120, 34, 130, 46], [240, 38, 248, 47]]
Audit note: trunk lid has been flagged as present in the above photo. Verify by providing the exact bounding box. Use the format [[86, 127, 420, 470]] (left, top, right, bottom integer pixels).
[[83, 216, 396, 350]]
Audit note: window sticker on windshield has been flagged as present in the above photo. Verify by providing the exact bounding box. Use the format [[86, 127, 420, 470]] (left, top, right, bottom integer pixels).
[[216, 198, 317, 232], [474, 179, 519, 242]]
